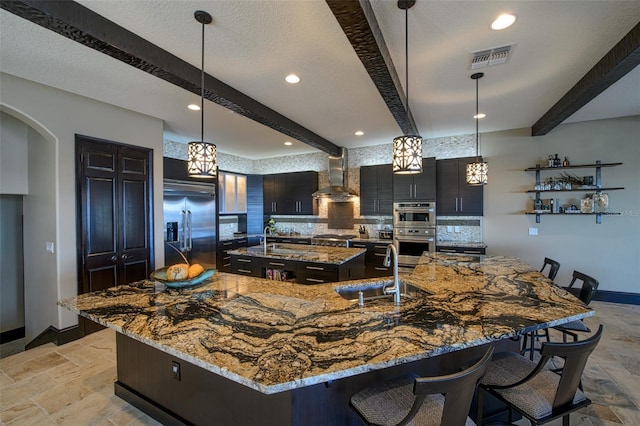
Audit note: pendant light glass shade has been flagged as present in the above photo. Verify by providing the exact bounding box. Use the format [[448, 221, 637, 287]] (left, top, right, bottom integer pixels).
[[188, 10, 217, 178], [393, 135, 423, 174], [466, 72, 487, 185], [393, 0, 422, 175]]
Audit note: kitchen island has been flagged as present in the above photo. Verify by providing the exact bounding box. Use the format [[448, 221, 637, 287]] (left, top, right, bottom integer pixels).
[[228, 243, 366, 283], [59, 253, 593, 425]]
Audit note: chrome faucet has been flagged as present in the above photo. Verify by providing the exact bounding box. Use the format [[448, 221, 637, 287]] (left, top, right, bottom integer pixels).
[[383, 243, 401, 304], [263, 226, 272, 253]]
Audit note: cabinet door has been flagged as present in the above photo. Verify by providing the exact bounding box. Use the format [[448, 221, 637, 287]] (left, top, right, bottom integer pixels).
[[376, 165, 394, 215], [263, 174, 287, 214], [436, 159, 460, 215], [288, 171, 317, 215], [393, 174, 414, 201], [359, 166, 378, 215], [457, 157, 483, 215], [413, 158, 436, 200]]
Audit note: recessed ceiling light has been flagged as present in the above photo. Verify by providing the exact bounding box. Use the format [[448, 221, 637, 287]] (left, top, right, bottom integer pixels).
[[491, 14, 516, 30], [355, 131, 364, 136], [284, 141, 293, 146], [188, 104, 201, 111], [285, 74, 300, 84], [474, 113, 486, 119]]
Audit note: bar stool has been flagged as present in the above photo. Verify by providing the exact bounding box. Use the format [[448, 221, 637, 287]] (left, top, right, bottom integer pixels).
[[520, 257, 561, 360], [350, 347, 494, 426], [553, 271, 599, 342], [478, 325, 603, 426]]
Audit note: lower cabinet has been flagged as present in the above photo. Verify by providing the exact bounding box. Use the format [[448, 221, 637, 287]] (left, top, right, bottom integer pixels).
[[436, 245, 486, 255], [266, 236, 312, 245], [218, 237, 259, 273], [350, 241, 393, 278], [230, 252, 365, 284]]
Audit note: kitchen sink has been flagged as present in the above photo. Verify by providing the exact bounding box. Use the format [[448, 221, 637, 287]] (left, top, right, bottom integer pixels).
[[335, 281, 423, 302]]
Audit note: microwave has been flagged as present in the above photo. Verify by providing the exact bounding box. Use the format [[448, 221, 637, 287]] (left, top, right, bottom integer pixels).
[[393, 202, 436, 228]]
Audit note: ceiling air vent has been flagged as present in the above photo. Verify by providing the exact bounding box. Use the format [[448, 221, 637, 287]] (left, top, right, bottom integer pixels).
[[470, 44, 515, 69]]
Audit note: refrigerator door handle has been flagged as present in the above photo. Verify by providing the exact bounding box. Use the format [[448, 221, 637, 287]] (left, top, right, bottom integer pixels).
[[181, 210, 187, 251], [187, 210, 193, 251]]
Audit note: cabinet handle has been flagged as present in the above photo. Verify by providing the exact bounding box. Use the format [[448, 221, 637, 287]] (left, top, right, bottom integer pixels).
[[455, 198, 459, 212], [306, 278, 325, 283], [374, 245, 388, 249], [351, 243, 366, 248], [121, 254, 132, 260], [374, 253, 387, 257], [460, 197, 463, 211], [110, 255, 117, 262], [281, 239, 292, 243], [374, 267, 389, 271], [306, 266, 325, 271], [439, 249, 457, 253], [237, 269, 252, 274], [414, 184, 417, 198], [269, 262, 285, 266], [463, 250, 482, 254], [409, 184, 413, 198], [223, 262, 231, 267], [377, 199, 380, 212], [237, 258, 252, 263]]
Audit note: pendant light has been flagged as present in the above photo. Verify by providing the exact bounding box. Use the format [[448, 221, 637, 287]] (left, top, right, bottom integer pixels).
[[392, 0, 422, 175], [466, 72, 488, 185], [188, 10, 217, 178]]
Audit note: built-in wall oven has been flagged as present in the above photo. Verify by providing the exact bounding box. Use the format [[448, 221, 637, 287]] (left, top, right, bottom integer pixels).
[[393, 202, 436, 267]]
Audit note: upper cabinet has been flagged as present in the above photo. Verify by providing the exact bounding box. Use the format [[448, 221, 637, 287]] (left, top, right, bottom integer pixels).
[[393, 157, 436, 201], [263, 171, 318, 215], [360, 164, 393, 215], [436, 157, 483, 216]]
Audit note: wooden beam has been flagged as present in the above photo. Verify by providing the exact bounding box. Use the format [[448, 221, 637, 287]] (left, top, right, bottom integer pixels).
[[532, 21, 640, 136], [326, 0, 419, 136], [0, 0, 342, 156]]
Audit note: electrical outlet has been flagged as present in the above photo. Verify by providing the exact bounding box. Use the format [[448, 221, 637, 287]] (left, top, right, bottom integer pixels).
[[46, 242, 55, 253], [528, 228, 538, 236], [171, 361, 181, 381], [454, 226, 461, 233], [446, 226, 453, 232]]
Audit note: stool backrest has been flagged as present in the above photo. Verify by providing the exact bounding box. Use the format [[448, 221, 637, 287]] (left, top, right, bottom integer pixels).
[[540, 257, 560, 281], [541, 325, 603, 409], [567, 270, 599, 305], [409, 347, 494, 426]]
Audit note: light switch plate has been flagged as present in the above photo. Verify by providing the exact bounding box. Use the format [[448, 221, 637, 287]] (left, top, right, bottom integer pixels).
[[528, 228, 538, 236], [46, 242, 55, 253]]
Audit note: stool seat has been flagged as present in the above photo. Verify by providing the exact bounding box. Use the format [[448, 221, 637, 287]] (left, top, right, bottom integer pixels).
[[350, 347, 494, 426]]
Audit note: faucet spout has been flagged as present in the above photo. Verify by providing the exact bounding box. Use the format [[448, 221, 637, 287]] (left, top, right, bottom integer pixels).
[[383, 244, 401, 304]]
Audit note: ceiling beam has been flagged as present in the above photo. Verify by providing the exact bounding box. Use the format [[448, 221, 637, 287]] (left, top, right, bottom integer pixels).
[[532, 21, 640, 136], [326, 0, 419, 136], [0, 0, 342, 156]]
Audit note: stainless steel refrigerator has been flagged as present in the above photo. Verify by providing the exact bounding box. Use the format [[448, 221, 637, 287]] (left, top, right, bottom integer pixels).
[[163, 179, 217, 268]]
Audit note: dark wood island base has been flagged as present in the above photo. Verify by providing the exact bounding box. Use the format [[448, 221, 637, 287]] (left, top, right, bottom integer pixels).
[[114, 333, 517, 426]]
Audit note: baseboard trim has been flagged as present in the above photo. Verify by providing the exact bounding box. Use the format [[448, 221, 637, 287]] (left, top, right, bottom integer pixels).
[[0, 327, 25, 344], [25, 325, 82, 350], [593, 290, 640, 305]]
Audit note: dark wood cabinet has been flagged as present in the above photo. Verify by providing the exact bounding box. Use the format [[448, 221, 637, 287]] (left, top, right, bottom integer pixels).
[[360, 164, 393, 215], [263, 171, 318, 215], [218, 237, 252, 273], [350, 241, 393, 278], [436, 245, 486, 255], [436, 157, 483, 216], [393, 157, 436, 201]]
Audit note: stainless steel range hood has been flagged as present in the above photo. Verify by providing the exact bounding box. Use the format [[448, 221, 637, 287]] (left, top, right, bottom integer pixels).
[[312, 147, 357, 200]]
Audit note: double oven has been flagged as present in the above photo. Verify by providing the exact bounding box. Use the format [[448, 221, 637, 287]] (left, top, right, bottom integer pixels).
[[393, 202, 436, 267]]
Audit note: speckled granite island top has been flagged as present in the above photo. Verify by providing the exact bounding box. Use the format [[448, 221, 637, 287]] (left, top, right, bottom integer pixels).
[[228, 243, 366, 264], [59, 253, 592, 395]]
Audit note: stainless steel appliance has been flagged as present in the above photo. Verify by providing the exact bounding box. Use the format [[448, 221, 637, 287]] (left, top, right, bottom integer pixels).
[[393, 201, 436, 227], [311, 234, 356, 247], [163, 179, 217, 268], [393, 202, 436, 266]]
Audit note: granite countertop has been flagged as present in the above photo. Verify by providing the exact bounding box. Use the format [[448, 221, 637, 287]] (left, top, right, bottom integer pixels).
[[437, 241, 487, 248], [228, 244, 366, 264], [59, 253, 592, 395]]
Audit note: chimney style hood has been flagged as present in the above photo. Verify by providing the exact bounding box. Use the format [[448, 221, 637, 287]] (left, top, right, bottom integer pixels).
[[312, 148, 357, 200]]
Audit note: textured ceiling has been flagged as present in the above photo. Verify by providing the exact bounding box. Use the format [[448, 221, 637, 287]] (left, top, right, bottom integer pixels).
[[1, 1, 638, 160]]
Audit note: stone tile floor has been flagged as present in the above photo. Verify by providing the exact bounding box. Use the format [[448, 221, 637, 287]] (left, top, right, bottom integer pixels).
[[0, 301, 638, 425]]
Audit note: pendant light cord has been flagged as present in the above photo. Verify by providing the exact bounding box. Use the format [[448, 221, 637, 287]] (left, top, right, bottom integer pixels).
[[200, 19, 205, 144], [475, 75, 479, 160], [405, 7, 409, 135]]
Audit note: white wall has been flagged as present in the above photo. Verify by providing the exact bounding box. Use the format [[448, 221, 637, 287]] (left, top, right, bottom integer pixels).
[[0, 73, 165, 341], [482, 116, 640, 294], [0, 112, 28, 194]]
